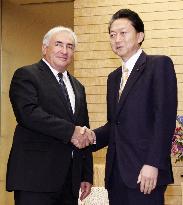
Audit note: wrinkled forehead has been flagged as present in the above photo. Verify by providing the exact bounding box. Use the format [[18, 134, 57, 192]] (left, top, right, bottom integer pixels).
[[50, 31, 75, 45]]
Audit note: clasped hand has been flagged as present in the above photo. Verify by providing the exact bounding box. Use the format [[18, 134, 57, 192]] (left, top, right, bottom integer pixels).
[[71, 126, 96, 149]]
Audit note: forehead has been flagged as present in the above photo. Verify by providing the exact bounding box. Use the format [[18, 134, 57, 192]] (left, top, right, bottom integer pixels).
[[110, 18, 134, 32], [50, 31, 74, 44]]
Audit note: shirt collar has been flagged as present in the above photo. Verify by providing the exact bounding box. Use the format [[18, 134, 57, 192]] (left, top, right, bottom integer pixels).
[[122, 49, 142, 74], [42, 58, 68, 79]]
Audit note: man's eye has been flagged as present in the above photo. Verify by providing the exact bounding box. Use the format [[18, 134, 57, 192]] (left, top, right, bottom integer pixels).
[[55, 42, 62, 46], [110, 33, 115, 38], [67, 45, 74, 50]]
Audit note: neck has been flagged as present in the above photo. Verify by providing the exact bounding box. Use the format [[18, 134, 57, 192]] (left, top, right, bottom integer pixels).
[[122, 47, 141, 62], [43, 58, 67, 73]]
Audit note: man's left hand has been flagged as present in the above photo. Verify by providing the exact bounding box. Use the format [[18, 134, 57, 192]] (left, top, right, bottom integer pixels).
[[80, 182, 92, 201], [137, 165, 158, 194]]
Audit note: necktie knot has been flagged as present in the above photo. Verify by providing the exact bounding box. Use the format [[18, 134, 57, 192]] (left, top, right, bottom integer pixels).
[[122, 65, 128, 80], [58, 72, 63, 80], [123, 65, 128, 73], [58, 73, 65, 86]]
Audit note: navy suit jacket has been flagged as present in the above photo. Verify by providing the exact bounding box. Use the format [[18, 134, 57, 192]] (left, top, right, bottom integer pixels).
[[6, 60, 93, 196], [94, 51, 177, 189]]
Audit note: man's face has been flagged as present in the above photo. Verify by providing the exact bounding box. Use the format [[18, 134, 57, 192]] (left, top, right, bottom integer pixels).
[[109, 18, 144, 61], [42, 31, 75, 72]]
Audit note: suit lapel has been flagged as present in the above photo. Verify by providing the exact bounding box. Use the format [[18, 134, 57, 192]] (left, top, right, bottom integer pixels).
[[68, 73, 81, 120], [38, 60, 74, 120], [116, 52, 147, 115], [112, 67, 122, 107]]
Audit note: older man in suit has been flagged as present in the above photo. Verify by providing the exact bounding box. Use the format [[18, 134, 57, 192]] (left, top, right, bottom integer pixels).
[[91, 9, 177, 205], [6, 26, 94, 205]]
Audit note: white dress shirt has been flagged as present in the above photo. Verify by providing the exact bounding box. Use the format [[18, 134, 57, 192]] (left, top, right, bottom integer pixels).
[[42, 58, 75, 114], [122, 49, 142, 76]]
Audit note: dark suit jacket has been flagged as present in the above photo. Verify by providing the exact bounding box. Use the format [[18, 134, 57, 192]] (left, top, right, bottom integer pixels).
[[6, 60, 93, 196], [94, 51, 177, 189]]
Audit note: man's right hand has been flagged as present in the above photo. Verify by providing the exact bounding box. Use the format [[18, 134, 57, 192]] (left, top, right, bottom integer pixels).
[[71, 126, 96, 149]]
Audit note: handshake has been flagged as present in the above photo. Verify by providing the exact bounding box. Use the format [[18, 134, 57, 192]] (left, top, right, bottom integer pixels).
[[71, 126, 96, 149]]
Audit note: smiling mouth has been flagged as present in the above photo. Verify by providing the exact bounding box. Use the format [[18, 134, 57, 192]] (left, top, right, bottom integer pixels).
[[57, 56, 67, 61]]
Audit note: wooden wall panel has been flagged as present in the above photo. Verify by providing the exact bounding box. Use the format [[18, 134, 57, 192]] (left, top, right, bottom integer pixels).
[[74, 0, 183, 204]]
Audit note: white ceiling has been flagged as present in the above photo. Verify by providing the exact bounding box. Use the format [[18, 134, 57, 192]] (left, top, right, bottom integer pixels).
[[7, 0, 74, 5]]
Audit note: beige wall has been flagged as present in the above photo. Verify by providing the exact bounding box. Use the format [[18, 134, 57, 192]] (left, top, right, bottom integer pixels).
[[0, 1, 73, 204], [74, 0, 183, 205], [1, 0, 183, 204]]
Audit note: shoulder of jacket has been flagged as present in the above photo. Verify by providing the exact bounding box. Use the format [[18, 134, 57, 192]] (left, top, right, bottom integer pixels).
[[108, 66, 121, 79], [13, 62, 42, 82], [70, 74, 84, 89], [147, 54, 172, 62], [16, 61, 39, 71], [14, 61, 41, 74]]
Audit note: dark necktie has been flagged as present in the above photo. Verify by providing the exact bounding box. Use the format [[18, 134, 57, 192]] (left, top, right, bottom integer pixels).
[[58, 73, 73, 114]]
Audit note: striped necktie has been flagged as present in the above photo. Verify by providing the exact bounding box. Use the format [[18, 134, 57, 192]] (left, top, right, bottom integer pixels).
[[58, 73, 73, 114], [118, 64, 129, 99]]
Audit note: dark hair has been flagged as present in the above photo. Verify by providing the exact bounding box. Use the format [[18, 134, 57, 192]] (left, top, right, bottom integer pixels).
[[108, 9, 144, 44]]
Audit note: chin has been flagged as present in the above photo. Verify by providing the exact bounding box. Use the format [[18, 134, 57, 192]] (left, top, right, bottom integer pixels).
[[116, 51, 124, 58]]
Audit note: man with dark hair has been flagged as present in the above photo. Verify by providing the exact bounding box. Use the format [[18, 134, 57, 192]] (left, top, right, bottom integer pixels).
[[92, 9, 177, 205], [6, 26, 94, 205]]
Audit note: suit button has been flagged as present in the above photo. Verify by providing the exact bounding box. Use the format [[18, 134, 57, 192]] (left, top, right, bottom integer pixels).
[[116, 121, 120, 125]]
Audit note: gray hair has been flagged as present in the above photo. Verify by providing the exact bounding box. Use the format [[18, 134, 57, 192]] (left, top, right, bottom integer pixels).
[[42, 26, 77, 47]]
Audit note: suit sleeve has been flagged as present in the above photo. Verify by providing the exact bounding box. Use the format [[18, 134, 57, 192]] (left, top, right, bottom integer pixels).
[[92, 123, 110, 151], [81, 149, 93, 184], [92, 75, 112, 151], [80, 86, 93, 184], [9, 67, 75, 144], [145, 56, 177, 170]]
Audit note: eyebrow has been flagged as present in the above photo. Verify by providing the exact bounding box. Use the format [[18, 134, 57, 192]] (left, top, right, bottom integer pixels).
[[55, 41, 74, 46]]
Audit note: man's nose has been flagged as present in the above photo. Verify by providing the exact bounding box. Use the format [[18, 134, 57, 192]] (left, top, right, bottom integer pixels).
[[115, 33, 123, 42], [61, 45, 67, 54]]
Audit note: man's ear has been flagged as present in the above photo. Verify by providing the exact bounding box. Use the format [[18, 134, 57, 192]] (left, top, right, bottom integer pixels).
[[42, 44, 47, 55], [138, 32, 145, 44]]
